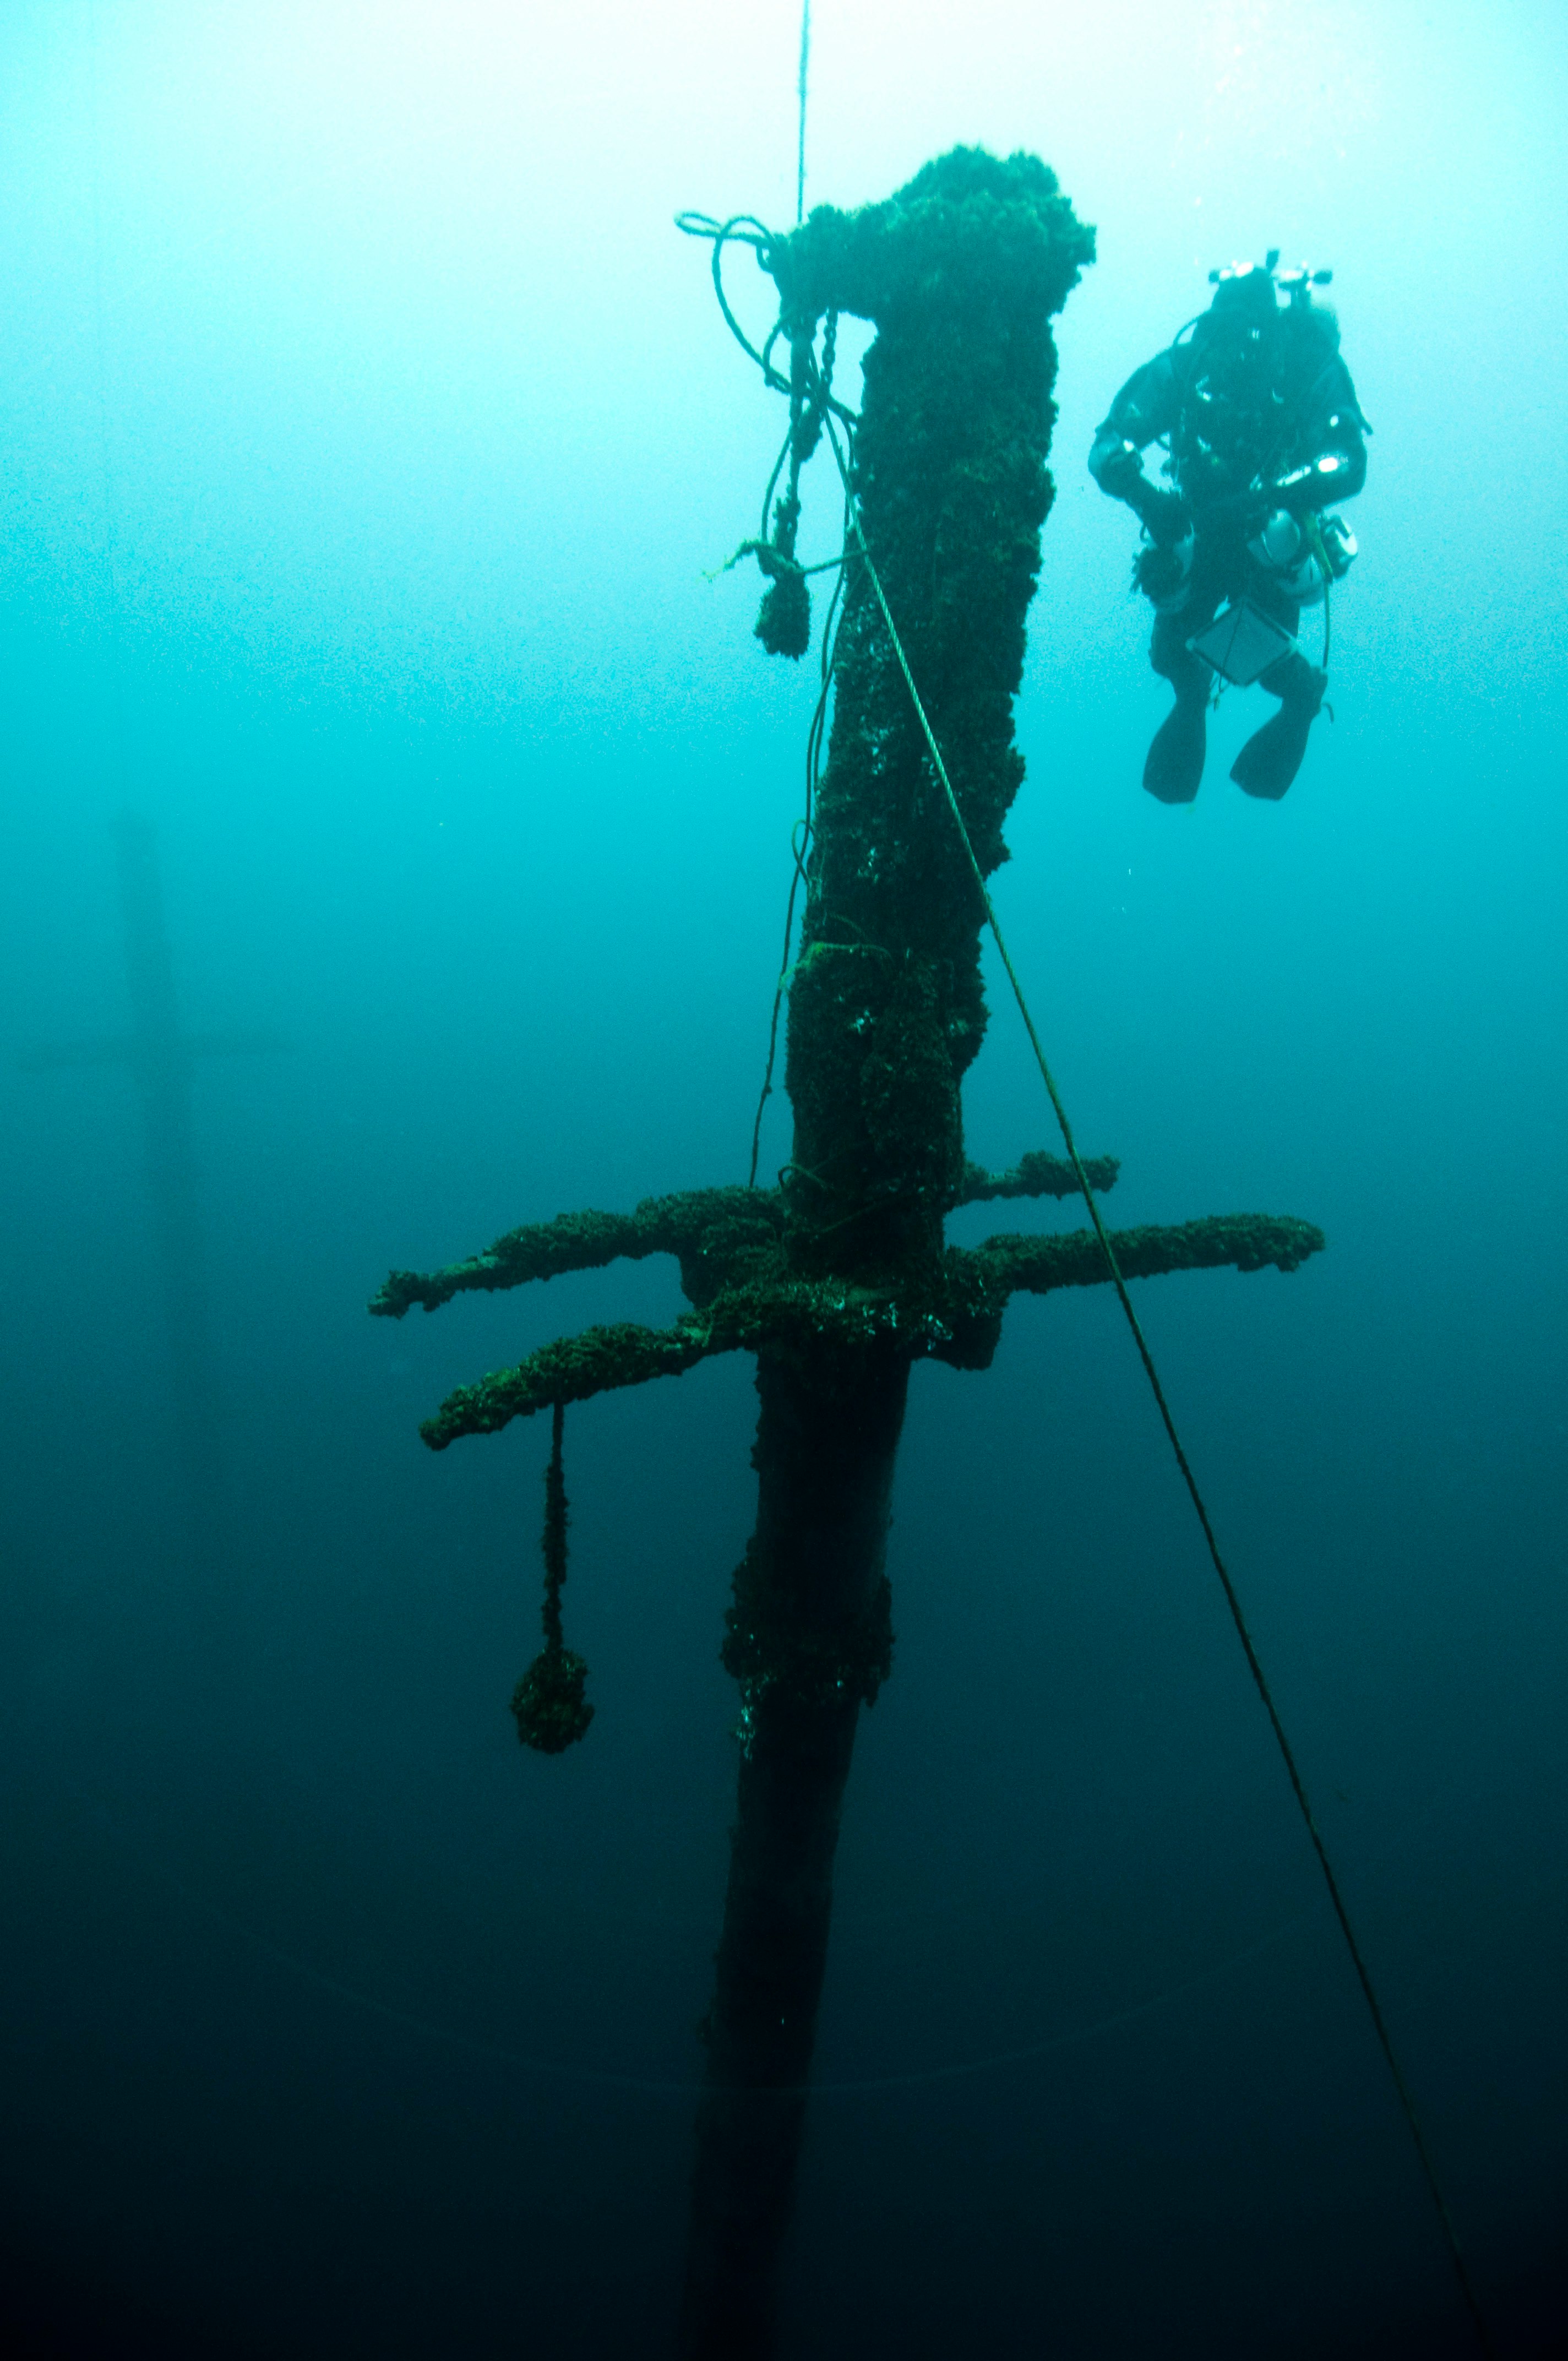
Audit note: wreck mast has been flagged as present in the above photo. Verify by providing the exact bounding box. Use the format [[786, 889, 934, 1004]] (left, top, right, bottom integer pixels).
[[371, 149, 1324, 2361], [680, 150, 1097, 2352]]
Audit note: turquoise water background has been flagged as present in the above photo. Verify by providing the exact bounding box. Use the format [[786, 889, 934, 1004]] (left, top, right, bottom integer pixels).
[[2, 3, 1565, 2352]]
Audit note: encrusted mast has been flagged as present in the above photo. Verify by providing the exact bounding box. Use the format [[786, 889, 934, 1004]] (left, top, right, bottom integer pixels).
[[372, 151, 1323, 2360]]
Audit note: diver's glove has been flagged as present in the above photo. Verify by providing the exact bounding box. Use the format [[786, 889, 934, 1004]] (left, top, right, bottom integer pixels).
[[1132, 485, 1190, 546], [1134, 539, 1194, 607], [1088, 428, 1188, 543], [1090, 429, 1145, 501]]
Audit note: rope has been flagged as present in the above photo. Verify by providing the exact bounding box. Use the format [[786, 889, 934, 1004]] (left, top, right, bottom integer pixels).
[[746, 483, 849, 1186], [796, 1, 812, 227], [541, 1401, 569, 1649], [86, 0, 134, 791], [746, 314, 848, 1187], [674, 214, 791, 392], [510, 1402, 594, 1754], [819, 407, 1494, 2359], [1303, 510, 1335, 672], [675, 214, 859, 434]]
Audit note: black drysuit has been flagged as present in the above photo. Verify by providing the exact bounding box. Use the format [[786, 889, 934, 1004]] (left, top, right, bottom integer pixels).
[[1091, 297, 1369, 799]]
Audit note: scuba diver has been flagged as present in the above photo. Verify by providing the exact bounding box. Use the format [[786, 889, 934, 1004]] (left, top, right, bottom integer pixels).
[[1091, 253, 1369, 802]]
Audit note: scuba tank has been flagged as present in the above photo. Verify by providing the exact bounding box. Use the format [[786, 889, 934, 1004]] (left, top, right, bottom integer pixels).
[[1245, 505, 1357, 607]]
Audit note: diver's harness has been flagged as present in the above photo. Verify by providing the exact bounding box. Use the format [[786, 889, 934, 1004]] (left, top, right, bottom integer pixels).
[[1124, 254, 1364, 685], [1132, 518, 1354, 704], [1126, 450, 1359, 687], [1135, 475, 1359, 616]]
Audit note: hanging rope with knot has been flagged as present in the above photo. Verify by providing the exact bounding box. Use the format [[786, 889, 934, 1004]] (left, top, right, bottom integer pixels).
[[752, 310, 839, 657], [673, 215, 857, 1176], [510, 1402, 594, 1753], [676, 213, 856, 661]]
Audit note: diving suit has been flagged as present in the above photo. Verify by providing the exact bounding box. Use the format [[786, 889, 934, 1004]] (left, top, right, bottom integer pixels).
[[1090, 255, 1369, 803]]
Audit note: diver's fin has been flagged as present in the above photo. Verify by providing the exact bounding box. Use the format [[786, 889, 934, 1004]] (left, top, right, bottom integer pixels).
[[1142, 696, 1207, 804], [1230, 661, 1327, 800], [1231, 706, 1313, 799]]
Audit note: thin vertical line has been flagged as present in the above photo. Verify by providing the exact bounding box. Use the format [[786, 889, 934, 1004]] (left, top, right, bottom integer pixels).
[[86, 0, 130, 788], [796, 1, 811, 225], [824, 409, 1496, 2360]]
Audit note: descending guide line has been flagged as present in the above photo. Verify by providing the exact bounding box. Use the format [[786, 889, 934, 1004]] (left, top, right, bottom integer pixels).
[[819, 408, 1496, 2358]]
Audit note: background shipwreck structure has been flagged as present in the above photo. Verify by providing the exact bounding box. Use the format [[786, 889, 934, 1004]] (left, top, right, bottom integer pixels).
[[373, 151, 1322, 2358], [21, 813, 285, 1569]]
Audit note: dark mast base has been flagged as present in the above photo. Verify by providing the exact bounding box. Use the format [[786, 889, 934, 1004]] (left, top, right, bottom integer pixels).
[[678, 1346, 910, 2360]]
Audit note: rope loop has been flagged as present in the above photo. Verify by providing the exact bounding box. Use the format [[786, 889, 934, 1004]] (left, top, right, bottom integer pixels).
[[676, 211, 791, 390]]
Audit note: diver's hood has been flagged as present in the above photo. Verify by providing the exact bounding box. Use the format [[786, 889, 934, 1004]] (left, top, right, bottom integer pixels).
[[1203, 260, 1279, 331], [1196, 253, 1340, 353]]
